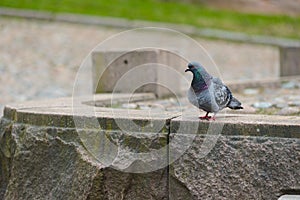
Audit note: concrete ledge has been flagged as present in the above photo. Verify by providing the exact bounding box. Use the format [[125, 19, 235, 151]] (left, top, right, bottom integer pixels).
[[171, 114, 300, 138], [169, 113, 300, 199], [169, 133, 300, 199], [3, 94, 176, 132], [92, 49, 186, 97], [280, 47, 300, 76], [3, 94, 300, 137], [0, 118, 169, 199], [227, 76, 300, 92], [1, 94, 300, 199]]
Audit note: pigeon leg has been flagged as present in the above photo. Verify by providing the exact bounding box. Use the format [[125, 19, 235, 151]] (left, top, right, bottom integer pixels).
[[210, 113, 217, 121], [199, 112, 211, 120]]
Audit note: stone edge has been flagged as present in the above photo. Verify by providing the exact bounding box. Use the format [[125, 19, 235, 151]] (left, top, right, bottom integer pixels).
[[170, 117, 300, 139], [2, 95, 300, 139]]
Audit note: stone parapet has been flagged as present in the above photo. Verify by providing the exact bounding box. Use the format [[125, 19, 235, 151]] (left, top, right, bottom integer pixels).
[[0, 94, 299, 199]]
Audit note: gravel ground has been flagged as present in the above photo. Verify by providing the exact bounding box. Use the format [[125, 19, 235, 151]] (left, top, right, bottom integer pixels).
[[0, 16, 295, 117]]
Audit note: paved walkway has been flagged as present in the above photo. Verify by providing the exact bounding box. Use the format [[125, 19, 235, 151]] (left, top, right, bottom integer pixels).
[[0, 16, 292, 116]]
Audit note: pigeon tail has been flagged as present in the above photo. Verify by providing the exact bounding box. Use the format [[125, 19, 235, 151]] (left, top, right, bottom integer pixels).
[[227, 97, 243, 109]]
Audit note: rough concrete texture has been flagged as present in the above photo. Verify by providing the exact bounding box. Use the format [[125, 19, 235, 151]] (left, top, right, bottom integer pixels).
[[280, 47, 300, 77], [0, 94, 177, 199], [169, 134, 300, 199], [0, 118, 13, 199], [92, 49, 186, 97], [1, 95, 300, 199], [0, 118, 169, 199], [171, 114, 300, 138], [169, 114, 300, 199]]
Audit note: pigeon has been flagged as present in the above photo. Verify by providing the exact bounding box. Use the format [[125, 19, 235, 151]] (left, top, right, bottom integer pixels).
[[185, 61, 243, 120]]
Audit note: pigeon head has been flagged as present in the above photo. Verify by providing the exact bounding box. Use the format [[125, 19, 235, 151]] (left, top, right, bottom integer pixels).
[[185, 62, 211, 79], [185, 62, 208, 74], [185, 62, 205, 73], [185, 62, 212, 90]]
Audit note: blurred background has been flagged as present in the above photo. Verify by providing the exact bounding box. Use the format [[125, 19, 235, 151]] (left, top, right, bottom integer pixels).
[[0, 0, 300, 115]]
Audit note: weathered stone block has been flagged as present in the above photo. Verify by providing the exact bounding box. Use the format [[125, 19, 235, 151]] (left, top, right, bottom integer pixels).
[[92, 49, 186, 97], [0, 118, 13, 200], [0, 119, 169, 199], [1, 96, 300, 199], [0, 95, 175, 199], [169, 116, 300, 200], [280, 46, 300, 77]]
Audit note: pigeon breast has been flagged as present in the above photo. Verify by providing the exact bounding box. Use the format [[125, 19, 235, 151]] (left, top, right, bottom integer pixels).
[[187, 86, 219, 113], [187, 77, 232, 113]]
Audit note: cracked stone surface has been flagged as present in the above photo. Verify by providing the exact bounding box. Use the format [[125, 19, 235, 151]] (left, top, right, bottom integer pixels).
[[169, 134, 300, 199], [1, 95, 300, 199], [0, 118, 170, 199]]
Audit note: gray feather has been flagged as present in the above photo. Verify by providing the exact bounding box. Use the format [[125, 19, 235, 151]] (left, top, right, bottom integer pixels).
[[227, 97, 243, 109]]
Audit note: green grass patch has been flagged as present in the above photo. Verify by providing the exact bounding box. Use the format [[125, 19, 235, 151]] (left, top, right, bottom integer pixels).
[[1, 0, 300, 39]]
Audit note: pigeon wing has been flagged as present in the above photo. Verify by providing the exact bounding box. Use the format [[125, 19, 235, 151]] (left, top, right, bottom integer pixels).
[[211, 78, 232, 110]]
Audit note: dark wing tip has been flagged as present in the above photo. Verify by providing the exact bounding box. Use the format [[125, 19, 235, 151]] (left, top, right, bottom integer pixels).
[[228, 105, 243, 110], [227, 96, 243, 110]]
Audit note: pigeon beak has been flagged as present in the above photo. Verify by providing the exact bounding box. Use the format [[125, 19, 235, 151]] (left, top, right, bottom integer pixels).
[[185, 69, 191, 72]]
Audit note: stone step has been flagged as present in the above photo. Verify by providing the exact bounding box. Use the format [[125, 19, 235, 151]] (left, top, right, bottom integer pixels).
[[1, 94, 300, 199]]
